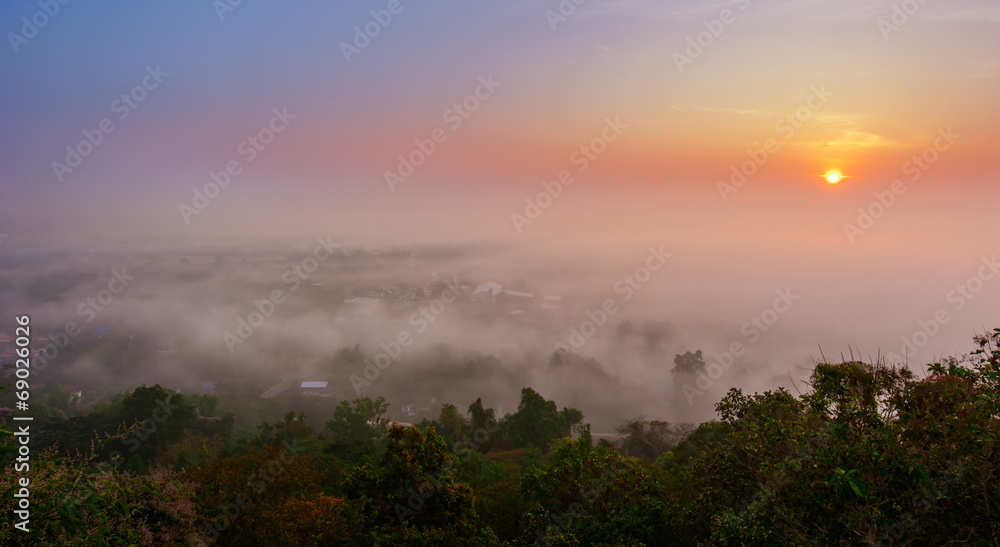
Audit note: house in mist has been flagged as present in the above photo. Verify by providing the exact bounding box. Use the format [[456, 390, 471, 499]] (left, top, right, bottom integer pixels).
[[471, 281, 503, 301], [65, 385, 84, 404], [471, 281, 535, 302], [401, 402, 432, 417], [299, 380, 336, 397]]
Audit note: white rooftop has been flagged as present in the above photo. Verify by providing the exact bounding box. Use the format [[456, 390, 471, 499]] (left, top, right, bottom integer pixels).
[[472, 281, 503, 297]]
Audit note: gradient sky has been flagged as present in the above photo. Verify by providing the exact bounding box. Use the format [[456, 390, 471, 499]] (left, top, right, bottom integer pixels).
[[1, 0, 999, 380], [0, 0, 997, 248]]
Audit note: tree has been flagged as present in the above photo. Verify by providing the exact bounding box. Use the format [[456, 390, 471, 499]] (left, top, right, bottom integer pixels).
[[670, 331, 1000, 546], [518, 436, 675, 545], [330, 344, 369, 373], [340, 425, 498, 545], [42, 382, 73, 411], [32, 384, 200, 474], [562, 407, 585, 438], [436, 403, 468, 446], [503, 388, 581, 451], [463, 397, 498, 452], [672, 350, 705, 377], [1, 440, 204, 546], [325, 396, 390, 460], [615, 418, 690, 462], [256, 411, 312, 447], [183, 442, 320, 546], [468, 397, 497, 432]]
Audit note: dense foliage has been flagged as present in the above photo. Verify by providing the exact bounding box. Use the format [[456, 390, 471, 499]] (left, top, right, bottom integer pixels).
[[2, 329, 998, 545]]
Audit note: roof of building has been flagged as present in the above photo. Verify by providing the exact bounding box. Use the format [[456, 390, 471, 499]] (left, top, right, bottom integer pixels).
[[472, 281, 503, 297]]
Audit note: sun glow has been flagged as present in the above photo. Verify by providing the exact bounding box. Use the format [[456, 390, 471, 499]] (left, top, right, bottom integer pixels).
[[825, 171, 841, 184]]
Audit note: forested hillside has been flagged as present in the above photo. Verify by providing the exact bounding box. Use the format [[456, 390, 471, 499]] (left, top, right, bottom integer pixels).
[[2, 329, 998, 546]]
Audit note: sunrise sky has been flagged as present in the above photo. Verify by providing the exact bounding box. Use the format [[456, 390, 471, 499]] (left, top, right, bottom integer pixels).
[[0, 0, 997, 249], [1, 0, 999, 382]]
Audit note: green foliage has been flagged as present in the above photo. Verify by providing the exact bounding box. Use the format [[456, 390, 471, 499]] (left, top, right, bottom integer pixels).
[[670, 337, 1000, 545], [188, 393, 219, 417], [519, 436, 676, 545], [41, 382, 74, 412], [4, 330, 998, 545], [339, 425, 499, 545], [456, 449, 508, 489], [324, 396, 390, 461], [467, 397, 500, 453], [503, 387, 584, 452], [656, 421, 729, 472], [436, 402, 468, 446], [32, 384, 201, 474], [256, 411, 312, 448], [0, 442, 203, 546], [615, 418, 692, 463]]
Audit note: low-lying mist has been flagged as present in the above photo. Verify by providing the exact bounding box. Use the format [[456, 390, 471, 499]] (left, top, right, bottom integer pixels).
[[2, 235, 996, 431]]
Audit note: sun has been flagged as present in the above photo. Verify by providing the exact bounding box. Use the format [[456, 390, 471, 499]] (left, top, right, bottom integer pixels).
[[825, 171, 842, 184]]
